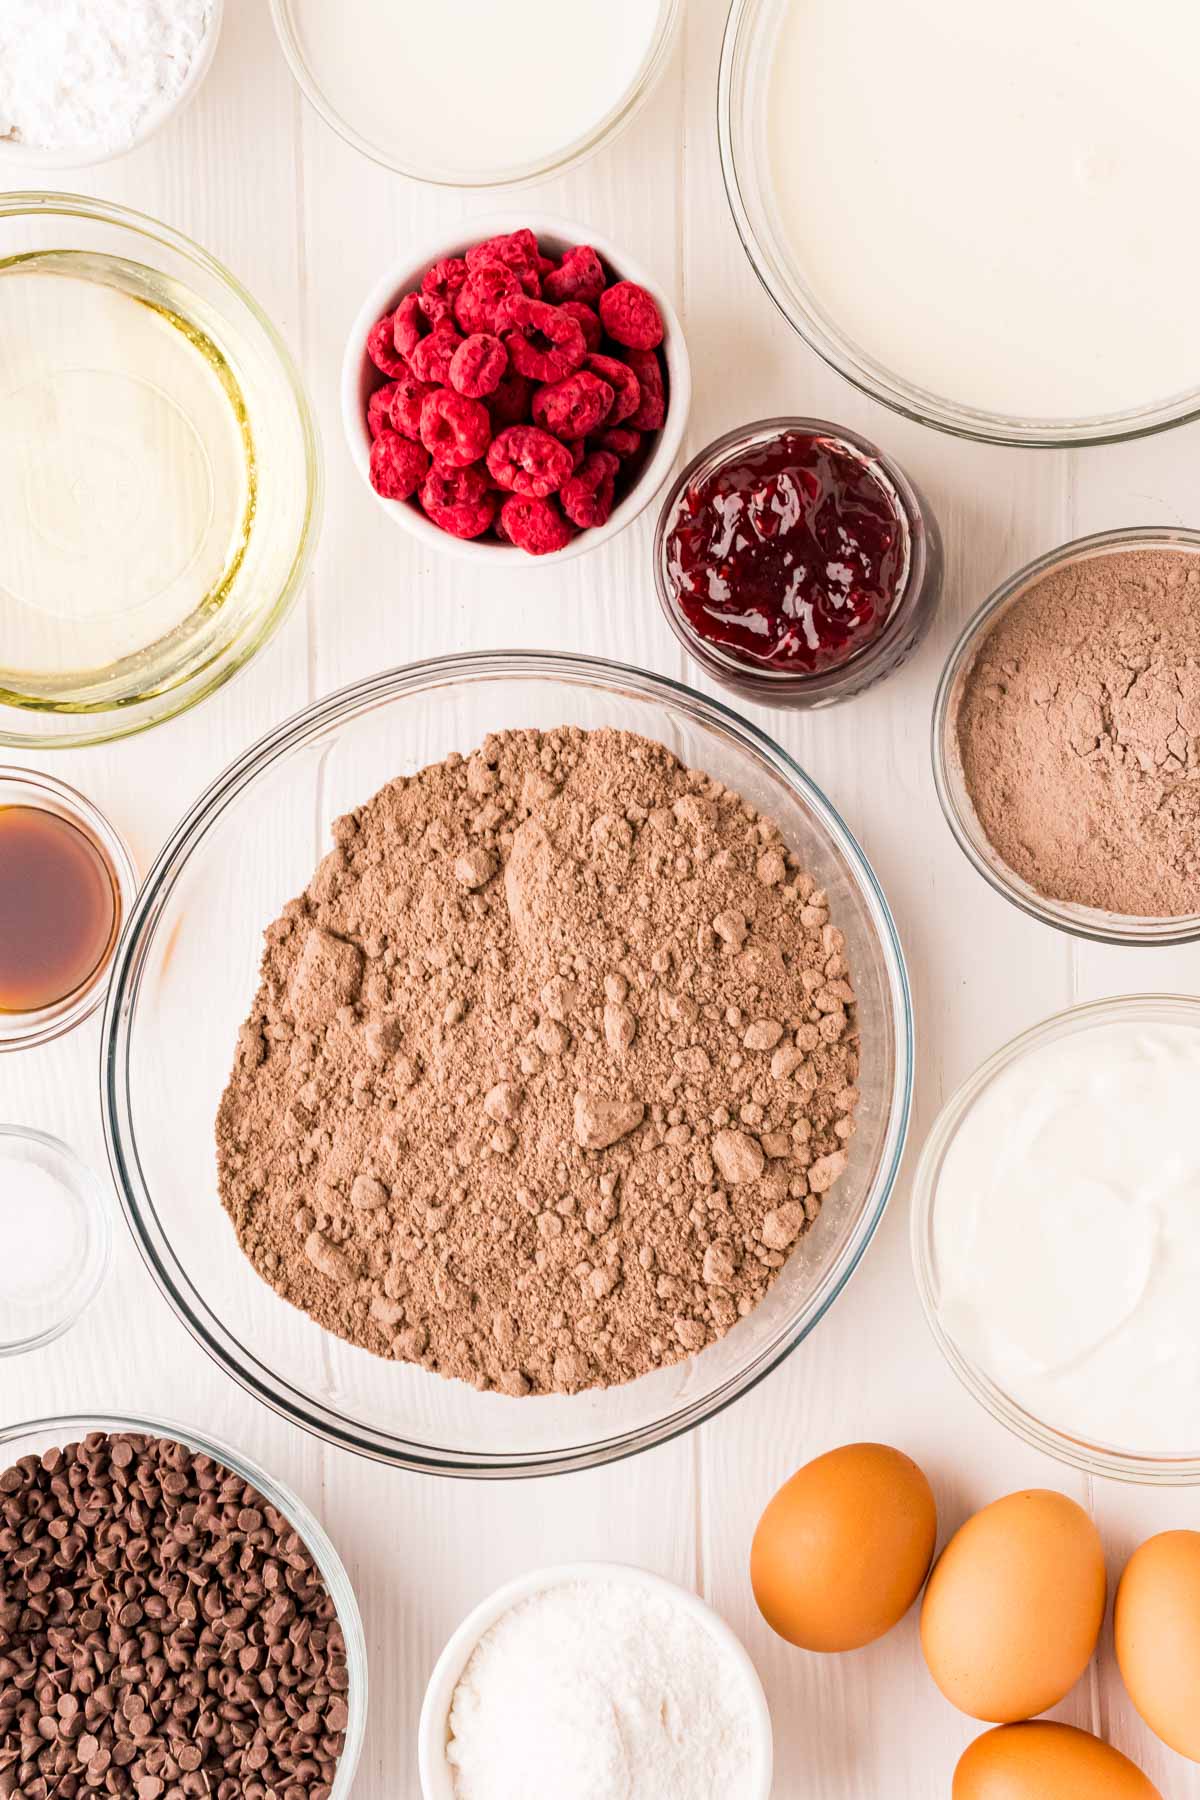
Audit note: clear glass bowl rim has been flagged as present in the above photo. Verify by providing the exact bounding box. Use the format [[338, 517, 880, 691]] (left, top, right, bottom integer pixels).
[[911, 992, 1200, 1485], [931, 524, 1200, 947], [268, 0, 682, 189], [0, 764, 139, 1049], [0, 1408, 368, 1791], [0, 190, 324, 751], [717, 0, 1200, 450], [101, 649, 914, 1479], [0, 1125, 114, 1352]]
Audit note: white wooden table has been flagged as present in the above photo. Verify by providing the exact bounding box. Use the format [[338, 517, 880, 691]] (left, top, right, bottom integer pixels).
[[4, 5, 1199, 1795]]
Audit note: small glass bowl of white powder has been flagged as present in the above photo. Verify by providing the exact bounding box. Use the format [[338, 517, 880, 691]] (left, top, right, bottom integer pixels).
[[419, 1563, 773, 1800], [0, 0, 223, 168], [0, 1125, 113, 1354]]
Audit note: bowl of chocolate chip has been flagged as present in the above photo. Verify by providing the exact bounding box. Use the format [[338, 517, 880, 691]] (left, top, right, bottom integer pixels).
[[103, 653, 912, 1476], [0, 1412, 366, 1796]]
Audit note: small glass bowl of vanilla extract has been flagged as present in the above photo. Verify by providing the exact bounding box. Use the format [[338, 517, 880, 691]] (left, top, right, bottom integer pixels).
[[0, 768, 137, 1051]]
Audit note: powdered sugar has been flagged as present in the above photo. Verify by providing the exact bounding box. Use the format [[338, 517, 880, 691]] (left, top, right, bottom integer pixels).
[[446, 1579, 760, 1800], [0, 0, 213, 154]]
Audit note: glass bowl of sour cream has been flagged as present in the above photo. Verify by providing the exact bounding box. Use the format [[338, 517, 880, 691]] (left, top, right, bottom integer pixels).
[[912, 994, 1200, 1485]]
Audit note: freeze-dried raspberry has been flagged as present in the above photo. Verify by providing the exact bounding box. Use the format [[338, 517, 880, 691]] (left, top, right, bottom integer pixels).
[[368, 381, 401, 439], [560, 450, 620, 530], [389, 372, 438, 440], [420, 389, 492, 469], [417, 290, 454, 330], [569, 439, 587, 472], [370, 430, 430, 502], [585, 353, 640, 426], [450, 333, 508, 399], [366, 315, 408, 378], [409, 323, 464, 386], [624, 348, 667, 429], [543, 245, 606, 306], [559, 301, 602, 353], [422, 257, 469, 304], [599, 280, 665, 351], [496, 296, 587, 382], [392, 293, 434, 359], [488, 369, 532, 427], [467, 230, 541, 293], [500, 494, 573, 556], [455, 261, 524, 335], [487, 425, 574, 498], [421, 465, 496, 540], [531, 370, 614, 440], [593, 425, 643, 460]]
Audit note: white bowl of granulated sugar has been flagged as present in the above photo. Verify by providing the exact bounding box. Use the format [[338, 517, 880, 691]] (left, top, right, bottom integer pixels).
[[0, 0, 224, 169], [418, 1561, 774, 1800]]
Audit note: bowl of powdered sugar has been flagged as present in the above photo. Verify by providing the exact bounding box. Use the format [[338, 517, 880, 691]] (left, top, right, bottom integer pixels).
[[0, 0, 223, 168], [418, 1562, 773, 1800]]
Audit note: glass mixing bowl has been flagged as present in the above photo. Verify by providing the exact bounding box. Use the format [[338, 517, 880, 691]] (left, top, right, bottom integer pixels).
[[0, 193, 322, 750], [102, 653, 912, 1478], [718, 0, 1200, 448], [0, 1410, 368, 1792]]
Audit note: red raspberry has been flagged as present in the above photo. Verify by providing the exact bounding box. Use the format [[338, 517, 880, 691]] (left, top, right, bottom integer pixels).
[[531, 370, 614, 440], [500, 494, 573, 557], [421, 465, 496, 541], [454, 261, 524, 335], [419, 390, 492, 469], [366, 315, 408, 379], [370, 430, 430, 502], [467, 230, 541, 294], [495, 296, 587, 383], [389, 372, 438, 440], [543, 246, 606, 306], [569, 439, 587, 472], [593, 426, 643, 460], [422, 257, 469, 304], [585, 354, 640, 426], [559, 301, 602, 353], [599, 281, 665, 351], [560, 450, 620, 530], [488, 369, 532, 427], [450, 333, 508, 399], [392, 293, 434, 359], [409, 323, 464, 387], [624, 348, 666, 429], [487, 425, 574, 498], [367, 381, 400, 439]]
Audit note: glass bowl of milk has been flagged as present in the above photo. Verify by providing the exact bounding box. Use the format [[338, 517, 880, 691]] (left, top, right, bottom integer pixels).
[[720, 0, 1200, 447], [912, 994, 1200, 1485], [269, 0, 681, 187]]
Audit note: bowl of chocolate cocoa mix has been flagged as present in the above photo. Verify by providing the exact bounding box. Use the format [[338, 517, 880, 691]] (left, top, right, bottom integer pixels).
[[102, 654, 912, 1476], [934, 526, 1200, 945]]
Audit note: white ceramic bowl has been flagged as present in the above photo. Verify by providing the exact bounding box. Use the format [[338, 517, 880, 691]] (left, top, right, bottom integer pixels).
[[342, 211, 691, 564], [0, 0, 224, 171], [417, 1562, 774, 1799]]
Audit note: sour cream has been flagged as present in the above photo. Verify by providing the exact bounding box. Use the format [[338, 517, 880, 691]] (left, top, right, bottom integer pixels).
[[932, 1017, 1200, 1454]]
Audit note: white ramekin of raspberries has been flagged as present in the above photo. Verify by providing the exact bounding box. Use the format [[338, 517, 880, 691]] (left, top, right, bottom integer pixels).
[[343, 214, 691, 561]]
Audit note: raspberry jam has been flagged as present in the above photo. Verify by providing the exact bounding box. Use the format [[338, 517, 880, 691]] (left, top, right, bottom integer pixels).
[[662, 428, 910, 677]]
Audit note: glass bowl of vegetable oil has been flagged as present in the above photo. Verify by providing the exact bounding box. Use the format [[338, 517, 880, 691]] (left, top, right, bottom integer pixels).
[[0, 192, 322, 749]]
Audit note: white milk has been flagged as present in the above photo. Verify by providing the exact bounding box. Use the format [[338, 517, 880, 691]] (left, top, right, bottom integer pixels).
[[766, 0, 1200, 420], [285, 0, 662, 180]]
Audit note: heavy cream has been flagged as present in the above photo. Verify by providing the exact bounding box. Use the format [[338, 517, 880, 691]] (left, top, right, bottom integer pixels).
[[932, 1017, 1200, 1454], [765, 0, 1200, 421]]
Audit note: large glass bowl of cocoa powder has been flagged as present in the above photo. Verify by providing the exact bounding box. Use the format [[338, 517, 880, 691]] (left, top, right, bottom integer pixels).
[[101, 654, 912, 1477]]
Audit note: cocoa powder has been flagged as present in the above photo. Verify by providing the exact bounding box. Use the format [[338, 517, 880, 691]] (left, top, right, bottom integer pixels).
[[216, 728, 860, 1397], [957, 547, 1200, 916]]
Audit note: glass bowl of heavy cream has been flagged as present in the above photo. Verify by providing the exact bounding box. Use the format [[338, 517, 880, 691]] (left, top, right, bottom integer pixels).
[[912, 994, 1200, 1484], [720, 0, 1200, 446]]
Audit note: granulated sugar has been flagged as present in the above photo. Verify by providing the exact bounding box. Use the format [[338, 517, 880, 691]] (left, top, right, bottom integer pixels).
[[446, 1580, 758, 1800], [0, 0, 212, 153]]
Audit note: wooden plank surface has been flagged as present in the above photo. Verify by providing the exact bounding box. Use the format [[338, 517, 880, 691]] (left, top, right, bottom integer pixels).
[[2, 3, 1198, 1795]]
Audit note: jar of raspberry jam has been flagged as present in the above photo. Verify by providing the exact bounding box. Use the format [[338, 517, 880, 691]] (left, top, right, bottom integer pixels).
[[655, 418, 942, 707]]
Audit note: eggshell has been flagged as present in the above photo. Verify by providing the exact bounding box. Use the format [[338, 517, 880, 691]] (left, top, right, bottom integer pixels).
[[750, 1442, 937, 1652], [953, 1722, 1163, 1799], [1115, 1529, 1200, 1762], [920, 1489, 1105, 1722]]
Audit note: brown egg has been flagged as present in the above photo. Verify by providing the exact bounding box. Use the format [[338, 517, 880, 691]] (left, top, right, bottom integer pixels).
[[920, 1489, 1105, 1722], [953, 1722, 1163, 1799], [749, 1442, 937, 1652], [1115, 1529, 1200, 1763]]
